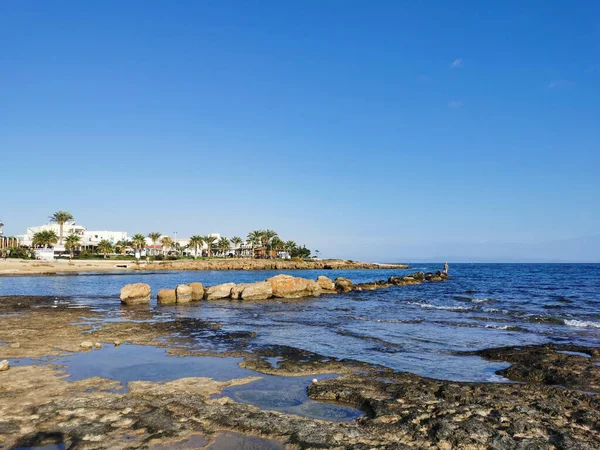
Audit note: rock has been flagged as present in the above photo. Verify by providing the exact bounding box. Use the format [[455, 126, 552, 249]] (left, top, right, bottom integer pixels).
[[114, 340, 122, 347], [157, 289, 177, 305], [267, 274, 322, 298], [9, 342, 20, 348], [316, 275, 335, 291], [0, 360, 9, 371], [334, 277, 353, 293], [241, 281, 273, 300], [120, 283, 151, 305], [230, 284, 250, 300], [176, 284, 193, 303], [411, 271, 426, 281], [81, 341, 94, 350], [94, 342, 102, 349], [204, 283, 235, 300], [388, 275, 422, 286], [187, 282, 204, 301]]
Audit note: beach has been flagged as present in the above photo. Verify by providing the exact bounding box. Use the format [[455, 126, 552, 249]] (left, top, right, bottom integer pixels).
[[1, 264, 599, 448]]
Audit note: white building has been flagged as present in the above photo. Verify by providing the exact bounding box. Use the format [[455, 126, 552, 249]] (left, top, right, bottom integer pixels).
[[17, 221, 128, 250]]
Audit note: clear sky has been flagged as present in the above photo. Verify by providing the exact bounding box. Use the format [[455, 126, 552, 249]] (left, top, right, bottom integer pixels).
[[1, 1, 599, 262]]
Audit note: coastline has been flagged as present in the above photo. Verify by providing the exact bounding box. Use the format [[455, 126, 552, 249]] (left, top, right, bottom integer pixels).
[[0, 258, 410, 276], [0, 294, 598, 448]]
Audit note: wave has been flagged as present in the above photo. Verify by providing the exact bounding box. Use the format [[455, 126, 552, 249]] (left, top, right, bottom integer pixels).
[[353, 316, 423, 324], [453, 296, 496, 304], [405, 302, 474, 312], [563, 319, 600, 329], [484, 324, 529, 332]]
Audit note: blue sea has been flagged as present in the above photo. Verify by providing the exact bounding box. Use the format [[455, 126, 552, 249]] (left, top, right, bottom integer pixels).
[[1, 263, 599, 382]]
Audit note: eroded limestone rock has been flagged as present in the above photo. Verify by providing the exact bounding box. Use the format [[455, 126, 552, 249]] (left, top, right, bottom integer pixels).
[[120, 283, 151, 305], [176, 284, 193, 303], [204, 283, 235, 300]]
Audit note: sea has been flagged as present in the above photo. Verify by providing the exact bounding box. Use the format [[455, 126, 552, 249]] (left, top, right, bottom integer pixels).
[[1, 263, 599, 383]]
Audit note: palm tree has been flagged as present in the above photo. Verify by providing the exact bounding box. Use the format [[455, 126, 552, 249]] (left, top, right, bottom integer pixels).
[[32, 230, 59, 248], [217, 237, 230, 257], [49, 211, 74, 245], [147, 232, 161, 256], [247, 230, 262, 258], [160, 236, 174, 255], [271, 236, 285, 257], [131, 233, 147, 257], [188, 235, 203, 258], [97, 239, 113, 259], [115, 239, 130, 254], [202, 235, 217, 257], [230, 236, 243, 257], [262, 229, 278, 251], [64, 233, 81, 258], [285, 240, 297, 258]]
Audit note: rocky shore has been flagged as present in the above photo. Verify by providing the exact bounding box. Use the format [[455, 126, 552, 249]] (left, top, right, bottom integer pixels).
[[0, 258, 409, 276], [1, 294, 598, 449]]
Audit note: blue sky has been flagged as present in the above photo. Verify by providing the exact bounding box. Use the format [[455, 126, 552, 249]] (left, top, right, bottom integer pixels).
[[1, 1, 599, 262]]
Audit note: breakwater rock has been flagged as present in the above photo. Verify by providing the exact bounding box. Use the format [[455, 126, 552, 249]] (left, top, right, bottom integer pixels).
[[120, 272, 449, 305], [140, 258, 410, 272]]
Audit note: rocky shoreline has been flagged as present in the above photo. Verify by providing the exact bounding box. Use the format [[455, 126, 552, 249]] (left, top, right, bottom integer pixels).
[[0, 258, 410, 276], [1, 294, 598, 449]]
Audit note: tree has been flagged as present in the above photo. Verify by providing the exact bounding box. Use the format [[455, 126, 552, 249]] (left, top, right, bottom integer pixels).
[[271, 237, 285, 257], [32, 230, 59, 248], [160, 236, 174, 255], [284, 240, 297, 257], [49, 211, 74, 245], [247, 230, 263, 258], [230, 236, 243, 256], [262, 229, 278, 252], [131, 234, 147, 256], [64, 233, 81, 258], [115, 240, 130, 254], [202, 235, 217, 257], [189, 235, 204, 258], [291, 245, 311, 259], [217, 237, 230, 257], [147, 232, 162, 256], [97, 240, 113, 259]]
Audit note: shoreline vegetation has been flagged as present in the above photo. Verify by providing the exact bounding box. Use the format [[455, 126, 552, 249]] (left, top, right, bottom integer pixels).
[[0, 258, 410, 276]]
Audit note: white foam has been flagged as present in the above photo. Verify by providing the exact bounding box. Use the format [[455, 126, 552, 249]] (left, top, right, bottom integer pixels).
[[472, 298, 495, 303], [564, 319, 600, 329], [406, 302, 473, 312]]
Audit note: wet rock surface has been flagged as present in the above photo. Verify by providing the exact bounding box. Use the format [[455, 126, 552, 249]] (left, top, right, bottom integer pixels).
[[472, 343, 600, 392], [0, 295, 599, 449]]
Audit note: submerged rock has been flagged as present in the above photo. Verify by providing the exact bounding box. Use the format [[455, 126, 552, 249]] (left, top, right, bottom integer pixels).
[[267, 275, 322, 298], [187, 282, 204, 301], [204, 283, 236, 300], [157, 289, 177, 305], [176, 284, 193, 303], [120, 283, 151, 305]]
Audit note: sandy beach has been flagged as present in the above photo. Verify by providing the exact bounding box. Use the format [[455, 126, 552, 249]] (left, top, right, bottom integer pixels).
[[0, 258, 409, 276]]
